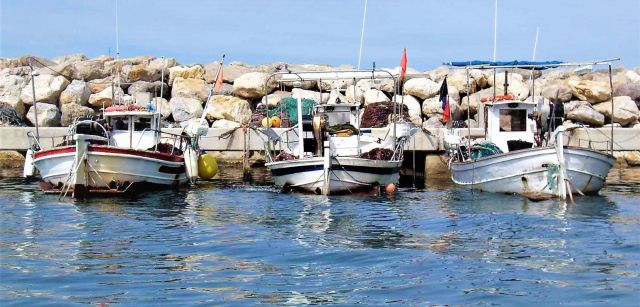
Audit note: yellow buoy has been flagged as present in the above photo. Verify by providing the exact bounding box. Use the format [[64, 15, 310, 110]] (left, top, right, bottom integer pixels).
[[261, 117, 269, 128], [197, 153, 218, 179]]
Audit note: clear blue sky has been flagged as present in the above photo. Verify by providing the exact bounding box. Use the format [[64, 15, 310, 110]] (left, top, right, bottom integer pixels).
[[1, 0, 639, 69]]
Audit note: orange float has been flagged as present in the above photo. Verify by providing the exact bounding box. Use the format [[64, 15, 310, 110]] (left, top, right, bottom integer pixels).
[[269, 116, 282, 128]]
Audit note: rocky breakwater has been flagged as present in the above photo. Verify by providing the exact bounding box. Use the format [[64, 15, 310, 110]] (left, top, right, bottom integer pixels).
[[1, 55, 640, 161]]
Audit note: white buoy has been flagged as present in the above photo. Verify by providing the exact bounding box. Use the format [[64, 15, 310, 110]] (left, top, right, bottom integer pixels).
[[184, 146, 199, 184], [23, 149, 35, 178]]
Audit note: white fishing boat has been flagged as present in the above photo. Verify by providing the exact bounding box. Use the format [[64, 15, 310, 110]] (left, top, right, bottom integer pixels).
[[258, 70, 417, 195], [443, 60, 618, 199]]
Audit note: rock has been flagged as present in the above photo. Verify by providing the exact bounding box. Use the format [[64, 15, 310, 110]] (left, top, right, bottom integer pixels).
[[60, 103, 95, 126], [52, 53, 87, 64], [326, 89, 348, 105], [364, 89, 390, 105], [233, 72, 277, 99], [0, 151, 25, 168], [469, 69, 490, 89], [152, 97, 171, 119], [171, 77, 206, 101], [211, 119, 241, 129], [204, 95, 252, 123], [203, 61, 223, 84], [103, 56, 154, 73], [356, 78, 395, 94], [0, 66, 31, 77], [71, 59, 109, 81], [223, 62, 255, 83], [541, 80, 572, 102], [127, 81, 168, 97], [20, 75, 70, 105], [465, 119, 479, 128], [0, 58, 22, 70], [179, 118, 210, 128], [423, 115, 445, 128], [568, 77, 611, 103], [566, 105, 604, 126], [168, 65, 204, 85], [291, 88, 329, 104], [426, 66, 450, 83], [146, 57, 177, 82], [492, 77, 529, 100], [59, 80, 90, 105], [392, 95, 422, 125], [402, 78, 439, 99], [593, 96, 640, 126], [35, 62, 74, 78], [121, 63, 153, 82], [422, 95, 459, 118], [88, 86, 124, 108], [346, 84, 366, 104], [26, 103, 60, 127], [0, 75, 27, 117], [87, 77, 114, 93], [169, 97, 203, 122], [261, 91, 291, 107], [614, 82, 640, 102], [564, 100, 590, 113], [0, 102, 26, 126], [624, 151, 640, 166], [463, 87, 494, 113], [448, 72, 477, 94], [320, 78, 353, 91]]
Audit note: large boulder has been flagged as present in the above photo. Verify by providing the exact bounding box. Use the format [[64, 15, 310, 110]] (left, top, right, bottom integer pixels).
[[568, 77, 611, 103], [152, 97, 171, 119], [0, 151, 25, 168], [426, 66, 449, 83], [541, 80, 573, 102], [203, 61, 223, 84], [88, 86, 124, 108], [26, 103, 60, 127], [71, 59, 110, 81], [346, 84, 366, 104], [222, 62, 255, 83], [566, 104, 604, 126], [392, 95, 422, 125], [52, 53, 87, 64], [20, 75, 70, 105], [614, 82, 640, 103], [0, 75, 27, 117], [326, 89, 348, 104], [448, 72, 477, 94], [593, 96, 640, 126], [233, 72, 276, 99], [204, 95, 252, 124], [291, 88, 329, 104], [211, 119, 241, 129], [87, 77, 113, 93], [423, 115, 445, 128], [490, 74, 530, 100], [169, 97, 203, 122], [363, 88, 390, 105], [168, 65, 204, 85], [402, 78, 439, 99], [171, 77, 206, 101], [127, 80, 168, 97], [103, 56, 154, 73], [59, 80, 90, 106], [261, 91, 291, 107], [564, 100, 590, 113], [60, 103, 95, 126], [422, 95, 459, 119]]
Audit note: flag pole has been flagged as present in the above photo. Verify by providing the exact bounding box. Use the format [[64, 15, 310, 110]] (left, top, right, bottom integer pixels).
[[493, 0, 498, 62], [199, 54, 225, 126]]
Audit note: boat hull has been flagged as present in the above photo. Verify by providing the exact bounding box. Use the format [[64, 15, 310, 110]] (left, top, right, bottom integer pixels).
[[33, 145, 187, 196], [266, 157, 401, 194], [450, 147, 615, 196]]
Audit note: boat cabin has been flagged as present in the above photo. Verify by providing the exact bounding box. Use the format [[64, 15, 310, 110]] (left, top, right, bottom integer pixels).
[[104, 109, 161, 150], [485, 100, 537, 153]]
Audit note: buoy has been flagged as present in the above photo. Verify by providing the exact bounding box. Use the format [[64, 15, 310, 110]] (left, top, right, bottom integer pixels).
[[269, 116, 282, 128], [385, 183, 396, 194], [261, 117, 269, 128], [198, 152, 218, 179]]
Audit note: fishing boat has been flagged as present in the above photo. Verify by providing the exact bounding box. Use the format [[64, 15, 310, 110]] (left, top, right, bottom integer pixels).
[[443, 60, 618, 200], [258, 70, 418, 195]]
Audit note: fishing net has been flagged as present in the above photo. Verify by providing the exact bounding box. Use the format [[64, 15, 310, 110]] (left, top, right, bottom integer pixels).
[[0, 102, 25, 127], [360, 102, 410, 128], [274, 151, 297, 161], [327, 123, 359, 136], [360, 148, 394, 160], [470, 142, 503, 160], [251, 97, 317, 128]]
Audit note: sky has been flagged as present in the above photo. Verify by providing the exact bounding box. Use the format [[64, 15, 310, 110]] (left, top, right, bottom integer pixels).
[[1, 0, 639, 70]]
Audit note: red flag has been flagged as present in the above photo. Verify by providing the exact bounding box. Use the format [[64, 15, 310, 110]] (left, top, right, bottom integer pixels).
[[214, 66, 224, 92], [443, 97, 451, 123], [399, 48, 407, 80]]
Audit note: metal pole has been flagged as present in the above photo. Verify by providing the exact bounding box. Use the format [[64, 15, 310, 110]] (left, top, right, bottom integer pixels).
[[608, 64, 614, 155], [357, 0, 368, 69], [493, 0, 498, 62], [466, 68, 471, 158], [28, 60, 40, 141]]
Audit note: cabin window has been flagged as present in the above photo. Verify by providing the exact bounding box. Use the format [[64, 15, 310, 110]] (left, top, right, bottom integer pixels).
[[499, 109, 527, 132], [113, 117, 128, 130], [134, 117, 152, 131]]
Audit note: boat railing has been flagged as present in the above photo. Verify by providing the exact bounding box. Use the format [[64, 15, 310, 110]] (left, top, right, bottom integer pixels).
[[135, 128, 196, 154]]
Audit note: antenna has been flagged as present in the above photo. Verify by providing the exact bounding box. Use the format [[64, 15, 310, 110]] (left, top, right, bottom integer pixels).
[[357, 0, 368, 70], [493, 0, 498, 61], [532, 26, 540, 61], [115, 0, 120, 59]]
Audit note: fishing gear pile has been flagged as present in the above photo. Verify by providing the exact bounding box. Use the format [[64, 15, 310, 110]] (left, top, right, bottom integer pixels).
[[360, 148, 394, 160], [360, 102, 410, 128]]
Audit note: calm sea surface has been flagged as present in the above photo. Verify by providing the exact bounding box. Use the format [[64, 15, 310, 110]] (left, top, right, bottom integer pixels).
[[0, 167, 639, 306]]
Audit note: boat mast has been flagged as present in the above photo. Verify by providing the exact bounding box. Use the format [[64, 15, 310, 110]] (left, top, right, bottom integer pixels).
[[608, 65, 614, 155], [28, 59, 40, 142], [493, 0, 498, 61], [357, 0, 368, 70]]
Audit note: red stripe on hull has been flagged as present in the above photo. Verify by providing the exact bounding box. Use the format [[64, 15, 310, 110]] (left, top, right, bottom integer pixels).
[[34, 146, 75, 159], [88, 145, 184, 162], [33, 145, 184, 163]]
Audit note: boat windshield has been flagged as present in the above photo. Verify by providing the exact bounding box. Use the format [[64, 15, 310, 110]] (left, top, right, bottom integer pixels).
[[499, 109, 527, 132], [134, 117, 152, 131]]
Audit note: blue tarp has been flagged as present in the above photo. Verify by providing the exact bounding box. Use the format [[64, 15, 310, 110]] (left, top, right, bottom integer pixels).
[[445, 60, 563, 69]]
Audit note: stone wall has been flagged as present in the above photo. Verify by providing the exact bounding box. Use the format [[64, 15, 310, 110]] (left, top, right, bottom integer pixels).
[[1, 54, 639, 129]]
